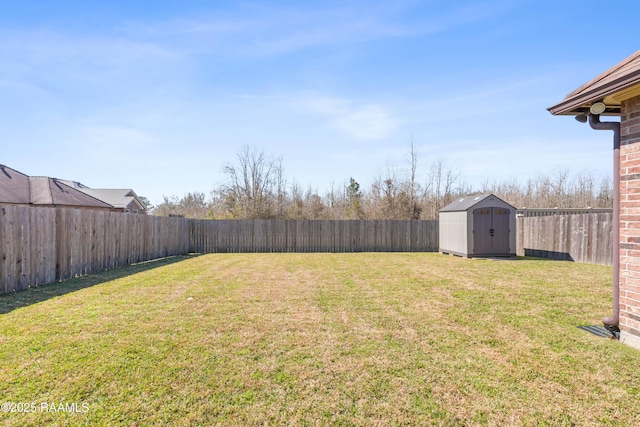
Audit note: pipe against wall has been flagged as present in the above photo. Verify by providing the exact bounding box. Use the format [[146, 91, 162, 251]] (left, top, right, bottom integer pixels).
[[588, 114, 620, 329]]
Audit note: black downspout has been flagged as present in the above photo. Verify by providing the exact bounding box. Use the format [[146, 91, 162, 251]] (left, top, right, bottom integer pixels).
[[589, 113, 620, 333]]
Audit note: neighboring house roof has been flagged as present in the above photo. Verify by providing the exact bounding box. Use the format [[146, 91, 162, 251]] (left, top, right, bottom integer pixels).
[[439, 194, 515, 212], [59, 180, 146, 211], [29, 177, 113, 208], [548, 50, 640, 116], [0, 165, 112, 209], [0, 164, 30, 204]]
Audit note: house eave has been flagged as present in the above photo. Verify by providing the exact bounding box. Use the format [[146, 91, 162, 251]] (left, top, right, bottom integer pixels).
[[548, 69, 640, 116]]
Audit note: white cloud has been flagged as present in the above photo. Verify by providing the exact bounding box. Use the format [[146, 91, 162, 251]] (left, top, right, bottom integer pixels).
[[331, 104, 400, 140], [303, 96, 399, 140], [81, 125, 155, 149], [304, 97, 351, 115], [121, 2, 509, 59], [0, 29, 182, 91], [133, 4, 414, 57]]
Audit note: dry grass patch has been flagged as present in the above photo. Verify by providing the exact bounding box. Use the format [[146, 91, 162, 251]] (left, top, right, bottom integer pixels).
[[1, 253, 639, 426]]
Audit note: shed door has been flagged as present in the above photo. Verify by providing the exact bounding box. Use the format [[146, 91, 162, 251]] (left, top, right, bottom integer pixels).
[[473, 208, 493, 254], [473, 208, 510, 255]]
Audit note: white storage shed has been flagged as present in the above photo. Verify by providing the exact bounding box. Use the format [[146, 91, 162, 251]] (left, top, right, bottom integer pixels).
[[439, 194, 516, 258]]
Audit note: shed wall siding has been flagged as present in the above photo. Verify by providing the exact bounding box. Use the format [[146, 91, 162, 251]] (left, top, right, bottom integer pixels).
[[439, 211, 468, 255], [619, 95, 640, 344]]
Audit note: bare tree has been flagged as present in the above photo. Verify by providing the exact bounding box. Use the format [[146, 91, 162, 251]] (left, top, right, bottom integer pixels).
[[368, 166, 413, 219], [275, 156, 286, 218], [179, 192, 210, 218], [152, 195, 181, 217], [408, 136, 421, 219], [596, 175, 613, 207], [549, 167, 570, 207], [485, 170, 612, 209], [288, 179, 305, 219], [423, 158, 463, 219], [304, 186, 325, 219], [218, 146, 281, 219], [160, 144, 613, 220], [152, 193, 211, 218]]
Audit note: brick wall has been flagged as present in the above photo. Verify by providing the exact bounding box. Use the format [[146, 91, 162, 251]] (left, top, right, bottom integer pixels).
[[619, 96, 640, 346]]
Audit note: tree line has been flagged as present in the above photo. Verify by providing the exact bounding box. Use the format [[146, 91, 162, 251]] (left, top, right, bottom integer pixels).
[[152, 145, 613, 220]]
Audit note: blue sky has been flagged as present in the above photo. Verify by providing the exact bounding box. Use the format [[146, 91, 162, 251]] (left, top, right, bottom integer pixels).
[[1, 1, 638, 205]]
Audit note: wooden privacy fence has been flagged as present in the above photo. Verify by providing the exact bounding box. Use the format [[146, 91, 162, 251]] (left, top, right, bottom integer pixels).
[[0, 207, 438, 294], [0, 205, 189, 293], [189, 219, 439, 253], [516, 212, 613, 265], [517, 208, 613, 217], [1, 204, 614, 295]]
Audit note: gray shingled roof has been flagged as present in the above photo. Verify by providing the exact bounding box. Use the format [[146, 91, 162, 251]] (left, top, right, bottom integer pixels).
[[439, 194, 514, 212], [0, 165, 30, 204], [30, 177, 112, 208], [0, 165, 113, 209], [59, 180, 145, 210]]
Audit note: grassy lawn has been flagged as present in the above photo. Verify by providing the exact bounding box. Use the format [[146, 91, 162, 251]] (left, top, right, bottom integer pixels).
[[1, 253, 639, 426]]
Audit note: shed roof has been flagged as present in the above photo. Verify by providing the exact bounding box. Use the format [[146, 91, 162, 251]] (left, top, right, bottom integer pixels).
[[548, 50, 640, 116], [439, 194, 514, 213]]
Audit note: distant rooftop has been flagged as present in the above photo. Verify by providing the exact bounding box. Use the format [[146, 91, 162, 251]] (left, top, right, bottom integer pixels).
[[0, 165, 112, 209], [59, 180, 145, 210]]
